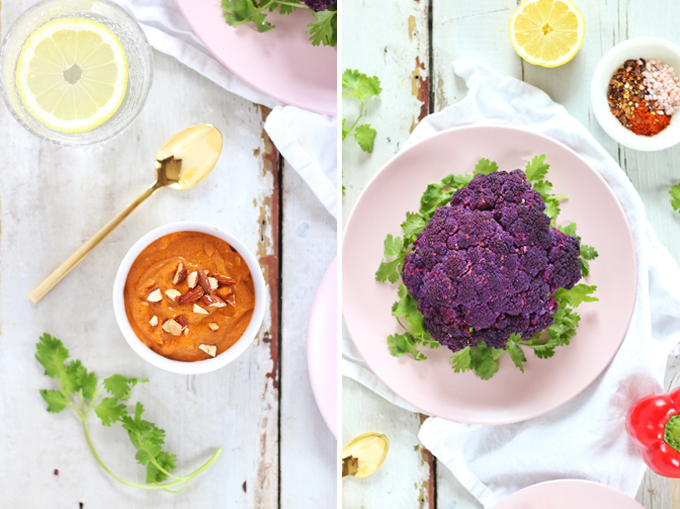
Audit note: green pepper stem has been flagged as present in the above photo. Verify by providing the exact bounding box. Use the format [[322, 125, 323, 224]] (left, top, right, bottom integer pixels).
[[664, 414, 680, 453]]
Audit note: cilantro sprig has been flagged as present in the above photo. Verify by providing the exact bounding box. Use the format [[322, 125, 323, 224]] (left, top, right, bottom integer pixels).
[[36, 334, 221, 491], [221, 0, 337, 47], [375, 156, 599, 379], [670, 182, 680, 213], [342, 70, 382, 153]]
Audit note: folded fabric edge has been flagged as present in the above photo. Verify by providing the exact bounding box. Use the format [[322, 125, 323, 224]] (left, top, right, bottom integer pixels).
[[419, 418, 500, 508], [265, 108, 338, 219]]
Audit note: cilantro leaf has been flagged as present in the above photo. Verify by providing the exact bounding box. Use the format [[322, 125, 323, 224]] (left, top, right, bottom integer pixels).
[[36, 333, 69, 380], [307, 7, 336, 47], [342, 70, 382, 101], [556, 222, 577, 237], [525, 154, 550, 182], [671, 182, 680, 212], [121, 403, 166, 467], [221, 0, 273, 32], [553, 284, 598, 308], [104, 374, 149, 401], [95, 397, 128, 427], [401, 212, 427, 246], [146, 450, 178, 483], [354, 124, 377, 153], [40, 389, 68, 413], [387, 332, 426, 360], [473, 158, 499, 175], [342, 69, 381, 152], [450, 347, 472, 373], [468, 341, 504, 380], [505, 335, 527, 373]]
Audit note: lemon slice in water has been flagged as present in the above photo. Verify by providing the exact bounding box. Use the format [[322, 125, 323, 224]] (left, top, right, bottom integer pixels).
[[509, 0, 585, 68], [16, 18, 128, 133]]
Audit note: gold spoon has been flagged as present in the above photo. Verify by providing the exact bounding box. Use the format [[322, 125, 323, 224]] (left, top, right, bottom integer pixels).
[[342, 432, 389, 478], [29, 124, 223, 303]]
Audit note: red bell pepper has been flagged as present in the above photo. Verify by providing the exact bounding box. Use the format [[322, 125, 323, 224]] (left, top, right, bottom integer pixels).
[[626, 386, 680, 477]]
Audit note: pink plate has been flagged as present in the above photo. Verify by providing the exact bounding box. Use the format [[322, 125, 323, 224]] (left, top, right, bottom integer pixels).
[[494, 479, 644, 509], [175, 0, 336, 115], [342, 125, 637, 424], [308, 258, 337, 437]]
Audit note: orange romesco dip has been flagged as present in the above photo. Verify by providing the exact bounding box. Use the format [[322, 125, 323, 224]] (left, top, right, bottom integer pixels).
[[124, 231, 256, 362]]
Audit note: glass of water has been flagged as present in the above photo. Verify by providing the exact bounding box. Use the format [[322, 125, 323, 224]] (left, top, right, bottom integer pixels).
[[0, 0, 153, 146]]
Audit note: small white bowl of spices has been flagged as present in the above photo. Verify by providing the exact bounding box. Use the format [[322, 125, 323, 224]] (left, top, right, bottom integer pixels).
[[591, 37, 680, 151]]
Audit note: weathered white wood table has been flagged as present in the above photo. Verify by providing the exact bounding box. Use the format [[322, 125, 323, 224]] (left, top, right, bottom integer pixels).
[[342, 1, 680, 507], [0, 2, 336, 506]]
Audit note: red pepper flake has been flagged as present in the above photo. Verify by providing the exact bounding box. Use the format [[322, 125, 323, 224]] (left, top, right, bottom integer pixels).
[[54, 468, 59, 476], [629, 104, 671, 136]]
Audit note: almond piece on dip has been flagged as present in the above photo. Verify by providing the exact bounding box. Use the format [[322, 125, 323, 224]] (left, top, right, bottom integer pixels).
[[162, 319, 183, 336], [202, 294, 227, 308], [149, 316, 159, 327], [209, 323, 219, 331], [165, 289, 181, 301], [193, 304, 209, 315], [198, 344, 217, 357], [173, 261, 187, 285], [187, 271, 198, 289], [147, 289, 162, 302], [208, 277, 219, 291]]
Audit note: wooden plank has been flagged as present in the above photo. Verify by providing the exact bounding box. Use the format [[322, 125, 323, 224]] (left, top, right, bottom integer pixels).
[[342, 0, 431, 225], [279, 160, 337, 507], [342, 378, 433, 508], [0, 49, 280, 506]]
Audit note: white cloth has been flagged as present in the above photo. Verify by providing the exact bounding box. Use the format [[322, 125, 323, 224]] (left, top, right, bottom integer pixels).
[[342, 59, 680, 507], [111, 0, 338, 218]]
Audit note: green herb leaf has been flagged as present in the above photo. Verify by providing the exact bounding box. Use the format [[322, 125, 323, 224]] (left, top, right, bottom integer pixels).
[[401, 212, 427, 246], [473, 158, 499, 175], [221, 0, 274, 32], [307, 7, 337, 47], [525, 154, 550, 182], [505, 335, 527, 373], [354, 124, 377, 153], [95, 397, 128, 427], [468, 341, 504, 380], [450, 347, 472, 373], [387, 332, 426, 360], [556, 222, 577, 237], [104, 374, 149, 401], [342, 69, 382, 101], [671, 182, 680, 212], [146, 451, 178, 483], [553, 284, 599, 308], [121, 403, 167, 467], [36, 333, 69, 380], [40, 389, 68, 413]]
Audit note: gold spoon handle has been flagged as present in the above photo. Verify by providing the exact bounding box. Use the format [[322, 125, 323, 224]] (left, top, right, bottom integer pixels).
[[29, 184, 160, 303]]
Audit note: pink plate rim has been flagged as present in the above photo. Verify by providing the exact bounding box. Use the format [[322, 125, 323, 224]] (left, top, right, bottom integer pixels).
[[175, 0, 337, 115], [307, 257, 338, 437], [493, 479, 644, 508], [342, 124, 638, 424]]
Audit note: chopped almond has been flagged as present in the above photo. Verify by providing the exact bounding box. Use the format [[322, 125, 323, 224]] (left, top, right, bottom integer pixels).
[[161, 319, 183, 336], [193, 304, 209, 315], [147, 289, 162, 303], [208, 277, 218, 291], [165, 289, 181, 301], [208, 323, 219, 331], [173, 261, 187, 285], [149, 316, 159, 326], [198, 344, 217, 357], [187, 271, 198, 289]]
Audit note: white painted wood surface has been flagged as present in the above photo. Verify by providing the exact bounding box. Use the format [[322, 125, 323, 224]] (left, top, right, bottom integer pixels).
[[342, 1, 680, 508], [0, 1, 336, 505]]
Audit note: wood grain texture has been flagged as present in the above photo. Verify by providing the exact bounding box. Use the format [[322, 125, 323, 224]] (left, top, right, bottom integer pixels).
[[342, 0, 680, 507], [280, 161, 337, 507]]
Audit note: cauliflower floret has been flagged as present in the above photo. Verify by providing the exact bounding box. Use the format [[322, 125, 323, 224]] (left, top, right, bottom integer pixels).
[[300, 0, 336, 11], [402, 170, 581, 352]]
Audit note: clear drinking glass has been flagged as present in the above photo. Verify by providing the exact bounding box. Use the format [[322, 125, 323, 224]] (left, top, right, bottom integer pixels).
[[0, 0, 153, 146]]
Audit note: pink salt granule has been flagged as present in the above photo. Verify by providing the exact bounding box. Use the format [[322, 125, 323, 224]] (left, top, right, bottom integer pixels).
[[643, 59, 680, 115]]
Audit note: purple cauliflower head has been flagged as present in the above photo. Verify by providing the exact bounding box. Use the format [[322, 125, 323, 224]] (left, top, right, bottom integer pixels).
[[402, 170, 581, 352], [299, 0, 336, 11]]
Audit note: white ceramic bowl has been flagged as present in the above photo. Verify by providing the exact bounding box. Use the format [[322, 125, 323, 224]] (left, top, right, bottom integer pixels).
[[113, 221, 266, 374], [591, 37, 680, 151]]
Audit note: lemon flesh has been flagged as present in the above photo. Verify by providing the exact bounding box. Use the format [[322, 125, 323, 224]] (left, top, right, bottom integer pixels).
[[16, 18, 128, 133], [509, 0, 585, 68]]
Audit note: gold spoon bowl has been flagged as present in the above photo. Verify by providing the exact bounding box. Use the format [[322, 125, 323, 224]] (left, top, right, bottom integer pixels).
[[342, 432, 390, 479], [29, 124, 223, 303]]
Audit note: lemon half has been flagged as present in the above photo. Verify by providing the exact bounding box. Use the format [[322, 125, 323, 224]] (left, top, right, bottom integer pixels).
[[16, 18, 128, 133], [509, 0, 585, 68]]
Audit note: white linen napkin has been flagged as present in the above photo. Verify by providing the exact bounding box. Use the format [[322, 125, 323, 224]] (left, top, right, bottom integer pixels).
[[342, 59, 680, 507], [111, 0, 338, 218]]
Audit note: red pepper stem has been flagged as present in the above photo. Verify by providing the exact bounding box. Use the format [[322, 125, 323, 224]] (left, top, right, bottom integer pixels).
[[664, 415, 680, 453]]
